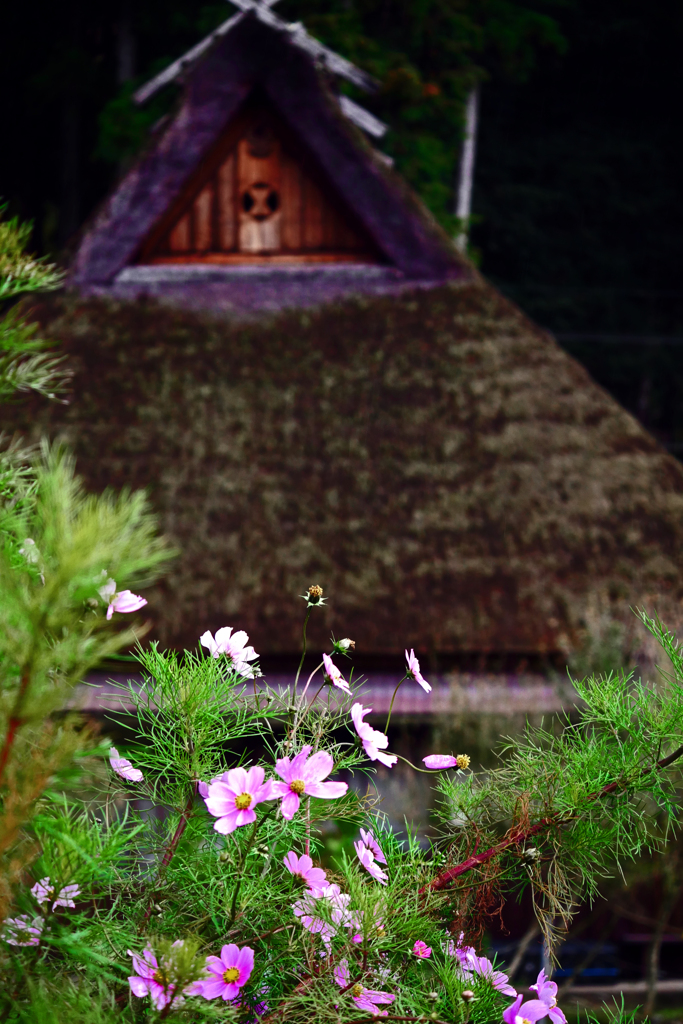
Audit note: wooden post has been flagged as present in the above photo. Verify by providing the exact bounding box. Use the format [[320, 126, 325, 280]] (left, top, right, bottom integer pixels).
[[455, 86, 479, 253]]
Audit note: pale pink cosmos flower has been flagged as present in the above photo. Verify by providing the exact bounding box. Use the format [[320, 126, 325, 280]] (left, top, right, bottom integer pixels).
[[503, 994, 550, 1024], [99, 577, 147, 620], [128, 944, 193, 1011], [322, 653, 351, 695], [351, 704, 398, 767], [203, 766, 273, 834], [423, 754, 458, 769], [360, 828, 386, 863], [292, 891, 337, 949], [198, 943, 254, 1002], [413, 940, 432, 958], [109, 746, 144, 783], [454, 940, 517, 996], [199, 627, 259, 677], [351, 905, 385, 944], [405, 649, 432, 693], [31, 876, 80, 909], [283, 852, 329, 895], [2, 915, 43, 946], [334, 958, 395, 1016], [531, 969, 566, 1024], [293, 883, 354, 948], [354, 839, 388, 885], [271, 745, 347, 820]]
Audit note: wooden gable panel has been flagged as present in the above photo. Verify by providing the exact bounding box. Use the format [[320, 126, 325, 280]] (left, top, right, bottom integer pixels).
[[139, 105, 379, 264]]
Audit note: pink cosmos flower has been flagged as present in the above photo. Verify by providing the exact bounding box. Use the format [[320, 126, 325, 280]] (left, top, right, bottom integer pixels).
[[454, 939, 516, 996], [2, 915, 43, 946], [109, 747, 144, 783], [423, 754, 458, 769], [198, 943, 254, 1002], [360, 828, 386, 863], [354, 840, 388, 885], [334, 959, 396, 1016], [99, 577, 147, 620], [322, 653, 351, 695], [350, 704, 398, 767], [199, 627, 259, 677], [203, 766, 273, 834], [271, 745, 348, 820], [503, 994, 550, 1024], [405, 649, 432, 693], [283, 852, 329, 895], [128, 944, 193, 1011], [293, 884, 353, 948], [31, 876, 80, 909], [413, 940, 432, 958], [531, 969, 566, 1024]]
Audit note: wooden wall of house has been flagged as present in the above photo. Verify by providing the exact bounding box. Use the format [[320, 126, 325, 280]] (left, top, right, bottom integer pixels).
[[139, 110, 376, 264]]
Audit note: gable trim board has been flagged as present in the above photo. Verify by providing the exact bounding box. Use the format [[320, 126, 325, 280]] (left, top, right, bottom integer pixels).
[[71, 12, 467, 295]]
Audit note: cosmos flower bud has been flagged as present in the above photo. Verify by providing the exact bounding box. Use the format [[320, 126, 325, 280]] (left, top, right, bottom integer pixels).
[[462, 990, 475, 1003], [339, 638, 355, 650]]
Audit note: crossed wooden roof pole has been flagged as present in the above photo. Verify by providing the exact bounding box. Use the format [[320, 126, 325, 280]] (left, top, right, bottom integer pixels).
[[133, 0, 388, 140]]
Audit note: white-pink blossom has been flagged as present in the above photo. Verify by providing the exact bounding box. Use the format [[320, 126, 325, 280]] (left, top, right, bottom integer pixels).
[[360, 828, 386, 863], [271, 745, 347, 820], [355, 839, 388, 885], [31, 876, 80, 909], [405, 649, 431, 692], [283, 852, 329, 895], [99, 577, 147, 620], [199, 627, 259, 677], [334, 959, 395, 1016], [109, 747, 144, 783], [203, 766, 273, 834], [423, 754, 458, 769], [350, 704, 397, 767], [2, 915, 43, 946], [322, 653, 351, 695]]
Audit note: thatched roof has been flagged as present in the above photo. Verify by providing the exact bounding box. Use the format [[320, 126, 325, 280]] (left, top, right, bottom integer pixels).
[[10, 278, 683, 658]]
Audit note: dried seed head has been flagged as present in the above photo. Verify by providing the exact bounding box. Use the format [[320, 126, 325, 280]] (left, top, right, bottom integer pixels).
[[308, 585, 323, 599]]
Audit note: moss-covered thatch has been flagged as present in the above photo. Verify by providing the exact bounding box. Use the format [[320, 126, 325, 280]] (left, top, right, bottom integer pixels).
[[8, 279, 683, 657]]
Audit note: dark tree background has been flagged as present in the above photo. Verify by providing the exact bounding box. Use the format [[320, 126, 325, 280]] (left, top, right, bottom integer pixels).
[[1, 0, 682, 445]]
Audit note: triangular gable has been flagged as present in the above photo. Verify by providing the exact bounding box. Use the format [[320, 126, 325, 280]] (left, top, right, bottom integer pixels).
[[71, 13, 465, 287], [137, 97, 380, 264]]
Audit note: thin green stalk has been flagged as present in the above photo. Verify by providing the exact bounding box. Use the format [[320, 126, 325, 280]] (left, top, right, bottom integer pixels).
[[227, 804, 277, 927], [293, 607, 312, 699], [384, 675, 408, 734]]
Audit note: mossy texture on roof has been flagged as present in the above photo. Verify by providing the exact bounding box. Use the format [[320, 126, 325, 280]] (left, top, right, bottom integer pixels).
[[9, 280, 683, 655]]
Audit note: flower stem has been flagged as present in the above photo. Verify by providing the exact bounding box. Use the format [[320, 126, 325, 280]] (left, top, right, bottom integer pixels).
[[0, 668, 31, 785], [394, 753, 446, 774], [384, 675, 408, 734], [227, 804, 277, 927], [293, 608, 312, 698]]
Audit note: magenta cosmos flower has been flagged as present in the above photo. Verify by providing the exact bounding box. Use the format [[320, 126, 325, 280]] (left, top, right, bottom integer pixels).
[[109, 746, 143, 783], [503, 994, 551, 1024], [203, 766, 273, 834], [360, 828, 386, 863], [99, 577, 147, 620], [31, 876, 80, 909], [423, 754, 458, 770], [283, 852, 329, 895], [128, 945, 194, 1011], [351, 704, 397, 767], [355, 830, 388, 884], [334, 959, 395, 1016], [199, 627, 259, 677], [322, 653, 351, 695], [530, 970, 566, 1024], [198, 943, 254, 1002], [2, 915, 43, 946], [413, 940, 432, 958], [271, 746, 347, 820], [405, 649, 432, 693], [454, 942, 516, 996]]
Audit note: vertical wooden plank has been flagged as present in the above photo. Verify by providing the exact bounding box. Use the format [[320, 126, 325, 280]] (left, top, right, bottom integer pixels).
[[237, 136, 282, 253], [217, 152, 236, 250], [168, 213, 191, 252], [302, 175, 325, 249], [280, 152, 302, 250], [193, 183, 214, 252]]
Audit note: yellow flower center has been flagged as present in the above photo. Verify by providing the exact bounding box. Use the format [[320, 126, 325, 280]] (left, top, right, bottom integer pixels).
[[351, 984, 364, 998], [153, 968, 170, 986], [234, 793, 253, 810], [456, 754, 471, 770], [223, 967, 240, 984], [289, 779, 306, 794], [376, 926, 386, 937]]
